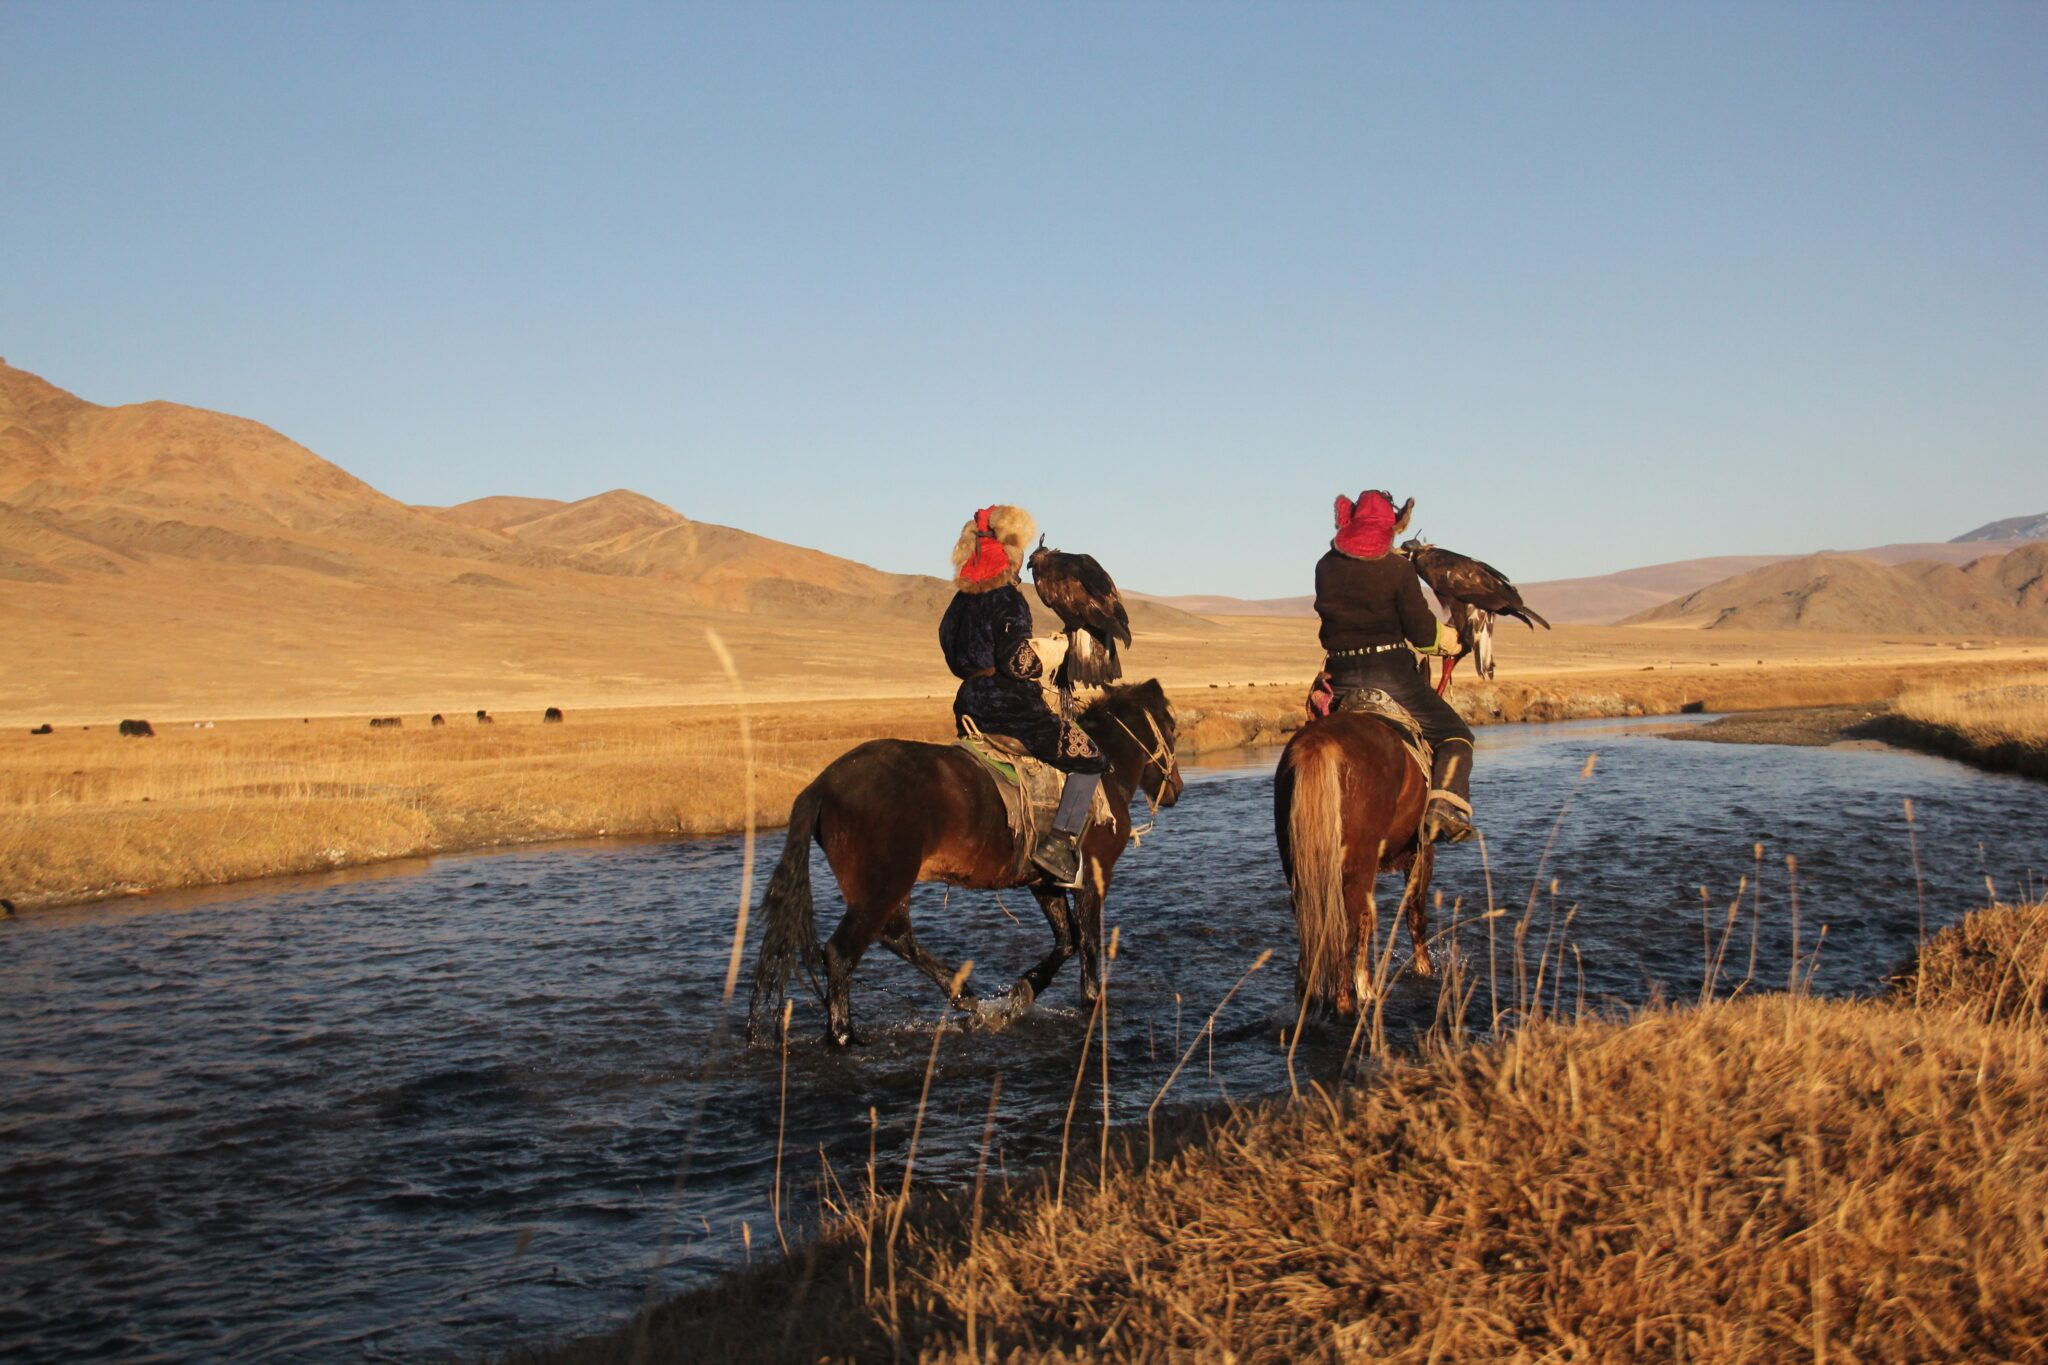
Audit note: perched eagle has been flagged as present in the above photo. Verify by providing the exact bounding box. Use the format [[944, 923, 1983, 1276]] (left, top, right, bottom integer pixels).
[[1401, 537, 1551, 695], [1028, 538, 1132, 689]]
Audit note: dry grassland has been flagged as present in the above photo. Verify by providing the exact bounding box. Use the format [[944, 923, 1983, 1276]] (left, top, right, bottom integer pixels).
[[6, 630, 2048, 911], [0, 702, 957, 911], [1876, 676, 2048, 779], [526, 902, 2048, 1364]]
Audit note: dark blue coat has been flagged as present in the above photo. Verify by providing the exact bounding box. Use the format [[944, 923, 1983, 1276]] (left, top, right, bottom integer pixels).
[[939, 585, 1104, 773]]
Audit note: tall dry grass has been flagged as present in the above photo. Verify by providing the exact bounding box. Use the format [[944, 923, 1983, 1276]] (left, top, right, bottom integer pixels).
[[520, 900, 2048, 1364], [1880, 677, 2048, 779]]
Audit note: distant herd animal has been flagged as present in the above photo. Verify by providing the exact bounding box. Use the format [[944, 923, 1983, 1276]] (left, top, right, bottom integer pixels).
[[49, 708, 569, 738]]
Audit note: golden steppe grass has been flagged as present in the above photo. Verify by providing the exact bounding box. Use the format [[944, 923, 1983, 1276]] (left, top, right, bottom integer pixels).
[[6, 633, 2048, 911], [1877, 675, 2048, 779], [523, 902, 2048, 1364], [0, 702, 954, 910]]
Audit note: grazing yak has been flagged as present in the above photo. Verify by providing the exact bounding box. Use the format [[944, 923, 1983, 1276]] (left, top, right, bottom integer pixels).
[[369, 717, 403, 729], [119, 719, 156, 738], [431, 713, 446, 727], [29, 724, 52, 735], [544, 707, 564, 723], [476, 710, 494, 724]]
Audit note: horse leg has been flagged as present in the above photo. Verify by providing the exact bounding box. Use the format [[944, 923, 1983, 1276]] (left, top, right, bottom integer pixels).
[[1345, 850, 1383, 1011], [878, 908, 979, 1015], [819, 930, 866, 1048], [1073, 865, 1114, 1005], [1011, 886, 1077, 1008], [1400, 841, 1436, 977]]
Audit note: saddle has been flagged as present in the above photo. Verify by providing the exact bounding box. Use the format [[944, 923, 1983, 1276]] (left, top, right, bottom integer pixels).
[[954, 721, 1111, 880], [1306, 674, 1433, 782]]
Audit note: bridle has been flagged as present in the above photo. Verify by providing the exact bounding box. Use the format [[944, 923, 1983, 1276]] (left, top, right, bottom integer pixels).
[[1108, 704, 1180, 840]]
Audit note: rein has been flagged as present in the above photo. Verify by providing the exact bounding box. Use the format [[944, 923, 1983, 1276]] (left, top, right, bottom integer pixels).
[[1105, 705, 1178, 845]]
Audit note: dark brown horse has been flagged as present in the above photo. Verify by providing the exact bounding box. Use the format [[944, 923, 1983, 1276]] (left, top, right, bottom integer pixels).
[[749, 680, 1183, 1046], [1274, 712, 1437, 1014]]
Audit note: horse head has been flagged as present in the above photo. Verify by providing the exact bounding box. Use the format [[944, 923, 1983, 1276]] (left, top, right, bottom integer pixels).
[[1084, 679, 1183, 809]]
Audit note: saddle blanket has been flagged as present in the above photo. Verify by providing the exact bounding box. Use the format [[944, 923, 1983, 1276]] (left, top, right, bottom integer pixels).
[[954, 724, 1111, 878], [1327, 686, 1434, 781]]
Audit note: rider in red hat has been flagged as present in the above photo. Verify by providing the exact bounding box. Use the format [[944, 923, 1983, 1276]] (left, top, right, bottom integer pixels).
[[939, 505, 1106, 886], [1316, 490, 1477, 843]]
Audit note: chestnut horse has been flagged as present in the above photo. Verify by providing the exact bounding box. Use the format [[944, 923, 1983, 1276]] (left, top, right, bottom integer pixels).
[[1274, 711, 1437, 1014], [749, 680, 1183, 1046]]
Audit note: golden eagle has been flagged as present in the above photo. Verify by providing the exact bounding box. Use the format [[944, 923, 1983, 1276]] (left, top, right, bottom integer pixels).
[[1401, 537, 1550, 695], [1028, 537, 1131, 688]]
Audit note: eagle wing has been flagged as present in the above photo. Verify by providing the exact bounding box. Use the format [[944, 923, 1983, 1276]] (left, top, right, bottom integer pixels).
[[1031, 549, 1132, 645], [1414, 546, 1550, 630]]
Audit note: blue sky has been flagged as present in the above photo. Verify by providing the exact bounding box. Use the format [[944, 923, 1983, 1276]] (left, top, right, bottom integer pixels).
[[3, 3, 2043, 597]]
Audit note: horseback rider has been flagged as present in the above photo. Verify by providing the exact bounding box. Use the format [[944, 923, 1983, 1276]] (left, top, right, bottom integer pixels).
[[939, 505, 1107, 888], [1314, 490, 1478, 844]]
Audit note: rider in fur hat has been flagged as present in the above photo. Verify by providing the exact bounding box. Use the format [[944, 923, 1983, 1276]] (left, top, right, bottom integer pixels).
[[939, 505, 1107, 887], [1316, 490, 1478, 844]]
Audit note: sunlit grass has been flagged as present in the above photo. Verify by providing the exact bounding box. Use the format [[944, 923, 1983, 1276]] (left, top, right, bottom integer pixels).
[[1883, 676, 2048, 778], [0, 704, 952, 908], [522, 900, 2048, 1364]]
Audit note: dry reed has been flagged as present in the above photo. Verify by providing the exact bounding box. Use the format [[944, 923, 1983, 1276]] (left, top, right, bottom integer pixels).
[[516, 900, 2048, 1365]]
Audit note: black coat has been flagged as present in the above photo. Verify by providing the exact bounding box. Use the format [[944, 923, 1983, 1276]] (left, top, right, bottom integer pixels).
[[939, 586, 1104, 773], [1313, 549, 1439, 654]]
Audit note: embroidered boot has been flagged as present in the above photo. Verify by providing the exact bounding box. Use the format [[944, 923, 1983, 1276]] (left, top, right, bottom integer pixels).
[[1420, 737, 1476, 844], [1032, 772, 1102, 889]]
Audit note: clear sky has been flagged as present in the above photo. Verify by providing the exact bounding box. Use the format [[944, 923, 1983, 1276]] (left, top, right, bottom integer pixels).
[[3, 3, 2043, 597]]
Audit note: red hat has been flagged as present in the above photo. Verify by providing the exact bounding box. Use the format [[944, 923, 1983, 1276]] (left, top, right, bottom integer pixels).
[[1331, 490, 1410, 559], [951, 504, 1037, 591]]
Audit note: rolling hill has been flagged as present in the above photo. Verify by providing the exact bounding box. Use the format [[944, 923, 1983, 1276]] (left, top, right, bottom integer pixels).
[[1626, 545, 2048, 634], [0, 357, 1211, 718], [1142, 537, 2044, 625]]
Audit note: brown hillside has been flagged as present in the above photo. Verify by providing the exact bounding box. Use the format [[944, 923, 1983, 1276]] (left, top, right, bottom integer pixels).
[[0, 359, 531, 573], [1628, 545, 2048, 633], [0, 358, 1216, 718]]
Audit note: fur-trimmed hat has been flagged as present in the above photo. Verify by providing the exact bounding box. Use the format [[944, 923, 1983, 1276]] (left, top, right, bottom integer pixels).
[[951, 504, 1037, 592], [1332, 490, 1414, 559]]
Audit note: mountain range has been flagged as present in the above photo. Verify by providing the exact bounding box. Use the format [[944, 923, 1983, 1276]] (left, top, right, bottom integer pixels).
[[1, 353, 2041, 722], [0, 357, 1218, 718], [1626, 547, 2048, 634]]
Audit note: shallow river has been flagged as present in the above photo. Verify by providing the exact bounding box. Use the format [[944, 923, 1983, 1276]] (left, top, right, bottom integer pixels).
[[4, 716, 2045, 1360]]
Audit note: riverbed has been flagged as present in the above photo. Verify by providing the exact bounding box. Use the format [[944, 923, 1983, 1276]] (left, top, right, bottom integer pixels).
[[2, 716, 2043, 1360]]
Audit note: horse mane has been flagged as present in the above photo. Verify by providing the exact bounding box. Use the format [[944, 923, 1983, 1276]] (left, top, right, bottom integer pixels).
[[1078, 679, 1167, 736]]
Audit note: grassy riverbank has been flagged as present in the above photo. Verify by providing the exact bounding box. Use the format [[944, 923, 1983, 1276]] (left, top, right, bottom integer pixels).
[[1874, 677, 2048, 779], [6, 649, 2048, 912], [521, 901, 2048, 1363]]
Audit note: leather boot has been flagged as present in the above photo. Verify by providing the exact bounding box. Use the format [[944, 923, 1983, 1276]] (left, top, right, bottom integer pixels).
[[1032, 772, 1101, 889], [1421, 738, 1476, 844]]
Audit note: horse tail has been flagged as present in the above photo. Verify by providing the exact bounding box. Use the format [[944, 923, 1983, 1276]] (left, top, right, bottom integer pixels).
[[748, 782, 827, 1039], [1286, 735, 1350, 1004]]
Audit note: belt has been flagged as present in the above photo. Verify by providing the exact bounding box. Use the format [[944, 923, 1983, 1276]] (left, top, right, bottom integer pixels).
[[1328, 643, 1411, 658]]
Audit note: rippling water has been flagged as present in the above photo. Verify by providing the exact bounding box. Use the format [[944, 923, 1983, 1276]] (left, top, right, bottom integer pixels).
[[3, 716, 2045, 1360]]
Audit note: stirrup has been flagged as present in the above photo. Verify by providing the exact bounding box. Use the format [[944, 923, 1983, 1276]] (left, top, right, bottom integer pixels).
[[1421, 790, 1476, 845], [1032, 836, 1085, 890]]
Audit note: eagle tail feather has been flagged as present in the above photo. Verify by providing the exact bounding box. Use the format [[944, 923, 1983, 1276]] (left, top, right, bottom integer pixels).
[[1064, 629, 1123, 688]]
